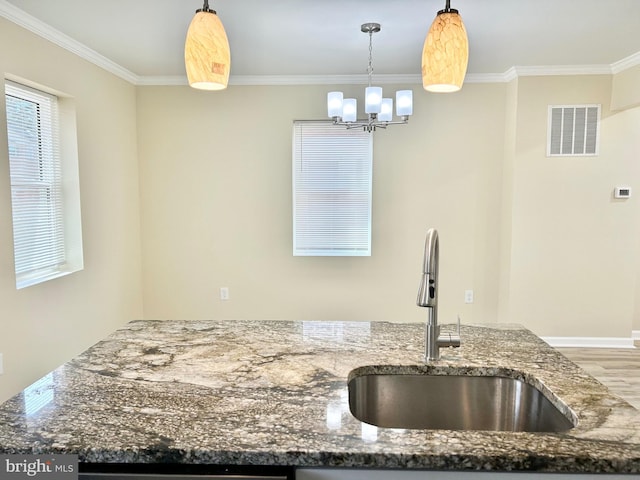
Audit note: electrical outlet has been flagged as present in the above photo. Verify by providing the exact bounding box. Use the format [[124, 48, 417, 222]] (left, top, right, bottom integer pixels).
[[464, 290, 474, 304], [220, 287, 229, 301]]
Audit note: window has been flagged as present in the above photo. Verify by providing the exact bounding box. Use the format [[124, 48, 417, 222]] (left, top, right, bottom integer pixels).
[[547, 104, 600, 156], [4, 80, 83, 288], [292, 121, 372, 256]]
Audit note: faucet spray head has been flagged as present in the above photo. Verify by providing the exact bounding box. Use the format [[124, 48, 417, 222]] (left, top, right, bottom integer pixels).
[[417, 273, 433, 307], [417, 228, 439, 308]]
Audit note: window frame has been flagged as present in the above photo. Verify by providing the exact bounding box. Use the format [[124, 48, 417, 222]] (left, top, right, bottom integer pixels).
[[4, 79, 83, 288]]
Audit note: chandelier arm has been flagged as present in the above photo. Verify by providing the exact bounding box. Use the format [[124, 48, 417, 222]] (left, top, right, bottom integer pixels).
[[332, 120, 367, 128], [377, 119, 409, 126], [332, 118, 409, 128]]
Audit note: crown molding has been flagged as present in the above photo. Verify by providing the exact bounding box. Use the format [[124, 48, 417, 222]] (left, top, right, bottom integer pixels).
[[2, 0, 639, 88], [611, 51, 640, 74], [0, 0, 138, 84], [137, 74, 424, 87], [234, 74, 422, 86], [513, 64, 613, 76], [136, 76, 186, 86], [138, 72, 521, 87], [181, 68, 611, 87], [501, 67, 519, 82], [466, 72, 513, 83]]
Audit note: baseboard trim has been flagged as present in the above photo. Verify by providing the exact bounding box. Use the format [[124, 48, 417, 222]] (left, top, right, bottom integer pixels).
[[633, 330, 640, 341], [541, 336, 636, 348]]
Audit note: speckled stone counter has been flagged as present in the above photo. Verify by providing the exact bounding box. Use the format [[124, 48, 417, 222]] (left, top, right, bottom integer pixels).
[[0, 320, 639, 473]]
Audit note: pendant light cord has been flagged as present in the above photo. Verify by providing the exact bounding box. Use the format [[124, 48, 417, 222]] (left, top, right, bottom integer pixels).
[[198, 0, 214, 14], [439, 0, 458, 15]]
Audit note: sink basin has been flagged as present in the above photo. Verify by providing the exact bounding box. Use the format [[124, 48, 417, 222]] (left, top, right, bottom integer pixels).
[[348, 370, 575, 432]]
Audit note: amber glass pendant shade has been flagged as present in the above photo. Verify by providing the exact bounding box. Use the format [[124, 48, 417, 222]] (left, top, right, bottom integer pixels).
[[422, 10, 469, 93], [184, 10, 230, 90]]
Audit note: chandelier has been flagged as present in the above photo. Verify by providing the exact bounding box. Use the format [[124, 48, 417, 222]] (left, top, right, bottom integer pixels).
[[327, 23, 413, 133], [422, 0, 469, 92], [184, 0, 231, 90]]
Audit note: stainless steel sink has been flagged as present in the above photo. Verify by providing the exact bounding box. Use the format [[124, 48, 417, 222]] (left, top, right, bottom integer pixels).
[[348, 370, 575, 432]]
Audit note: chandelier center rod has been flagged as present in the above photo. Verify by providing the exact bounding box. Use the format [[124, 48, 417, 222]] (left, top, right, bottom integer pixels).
[[361, 23, 380, 88]]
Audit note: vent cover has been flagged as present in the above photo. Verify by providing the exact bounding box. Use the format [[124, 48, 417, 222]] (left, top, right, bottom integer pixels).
[[547, 105, 600, 156]]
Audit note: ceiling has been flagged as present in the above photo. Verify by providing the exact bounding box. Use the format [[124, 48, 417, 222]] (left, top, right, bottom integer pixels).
[[2, 0, 640, 83]]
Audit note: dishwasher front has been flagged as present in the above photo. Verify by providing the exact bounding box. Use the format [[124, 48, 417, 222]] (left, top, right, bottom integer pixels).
[[79, 463, 294, 480]]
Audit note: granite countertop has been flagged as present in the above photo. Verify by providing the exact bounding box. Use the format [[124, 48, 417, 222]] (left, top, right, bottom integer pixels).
[[0, 320, 639, 473]]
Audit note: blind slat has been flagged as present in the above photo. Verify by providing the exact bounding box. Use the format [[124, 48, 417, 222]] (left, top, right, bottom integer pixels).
[[292, 121, 372, 256], [5, 81, 66, 283]]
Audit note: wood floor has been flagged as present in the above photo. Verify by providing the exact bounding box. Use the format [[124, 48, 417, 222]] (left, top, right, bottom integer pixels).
[[557, 342, 640, 410]]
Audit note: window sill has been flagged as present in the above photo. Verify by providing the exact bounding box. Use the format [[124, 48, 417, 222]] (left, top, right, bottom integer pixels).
[[16, 266, 82, 290]]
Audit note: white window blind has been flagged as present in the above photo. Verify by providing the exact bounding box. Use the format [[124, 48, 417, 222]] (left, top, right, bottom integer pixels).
[[5, 81, 66, 287], [292, 121, 373, 256]]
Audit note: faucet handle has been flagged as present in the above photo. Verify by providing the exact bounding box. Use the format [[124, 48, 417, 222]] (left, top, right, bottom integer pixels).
[[456, 315, 461, 335]]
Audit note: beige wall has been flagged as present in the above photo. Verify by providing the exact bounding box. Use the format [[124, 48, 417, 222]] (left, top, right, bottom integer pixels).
[[498, 78, 519, 323], [618, 105, 640, 333], [137, 83, 506, 326], [506, 76, 639, 337], [0, 18, 144, 402], [137, 77, 639, 338], [611, 66, 640, 333], [612, 64, 640, 111]]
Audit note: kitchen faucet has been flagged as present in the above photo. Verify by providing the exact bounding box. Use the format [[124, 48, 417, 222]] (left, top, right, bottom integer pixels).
[[417, 228, 461, 361]]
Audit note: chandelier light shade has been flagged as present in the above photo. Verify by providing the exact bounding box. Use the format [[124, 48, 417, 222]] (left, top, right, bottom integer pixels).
[[422, 0, 469, 93], [184, 0, 230, 90], [328, 23, 413, 133]]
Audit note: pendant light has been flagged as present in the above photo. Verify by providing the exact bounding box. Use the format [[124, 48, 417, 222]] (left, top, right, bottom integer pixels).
[[184, 0, 231, 90], [328, 23, 413, 133], [422, 0, 469, 93]]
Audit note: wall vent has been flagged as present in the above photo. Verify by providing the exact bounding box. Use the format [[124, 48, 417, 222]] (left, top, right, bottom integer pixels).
[[547, 104, 600, 156]]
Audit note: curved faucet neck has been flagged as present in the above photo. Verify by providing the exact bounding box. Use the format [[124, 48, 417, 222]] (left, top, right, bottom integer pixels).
[[416, 228, 460, 361], [417, 228, 439, 310]]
